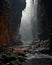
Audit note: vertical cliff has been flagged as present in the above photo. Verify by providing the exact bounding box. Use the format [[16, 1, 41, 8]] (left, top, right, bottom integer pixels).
[[9, 0, 26, 44], [37, 0, 52, 53], [0, 0, 26, 45], [0, 0, 10, 45]]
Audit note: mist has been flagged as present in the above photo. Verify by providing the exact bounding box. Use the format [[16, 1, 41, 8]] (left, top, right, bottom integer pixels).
[[19, 0, 38, 44]]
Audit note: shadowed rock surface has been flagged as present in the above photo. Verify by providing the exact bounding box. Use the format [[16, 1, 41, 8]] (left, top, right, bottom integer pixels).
[[0, 0, 26, 45]]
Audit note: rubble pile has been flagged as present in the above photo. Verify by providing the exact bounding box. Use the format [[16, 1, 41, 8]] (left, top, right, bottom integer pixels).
[[0, 46, 26, 65]]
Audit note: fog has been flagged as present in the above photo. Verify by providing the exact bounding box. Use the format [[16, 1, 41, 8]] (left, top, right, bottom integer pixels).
[[19, 0, 38, 44]]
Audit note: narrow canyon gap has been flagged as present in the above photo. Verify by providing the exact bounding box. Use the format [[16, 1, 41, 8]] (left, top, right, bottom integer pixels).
[[18, 0, 38, 45]]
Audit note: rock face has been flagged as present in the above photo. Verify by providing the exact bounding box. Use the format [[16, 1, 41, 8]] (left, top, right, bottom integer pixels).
[[0, 0, 9, 45], [0, 0, 26, 45], [38, 0, 52, 40], [37, 0, 52, 53], [9, 0, 26, 44]]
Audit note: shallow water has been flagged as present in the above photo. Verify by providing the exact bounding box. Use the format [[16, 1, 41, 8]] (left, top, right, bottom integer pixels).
[[23, 54, 52, 65], [23, 58, 52, 65]]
